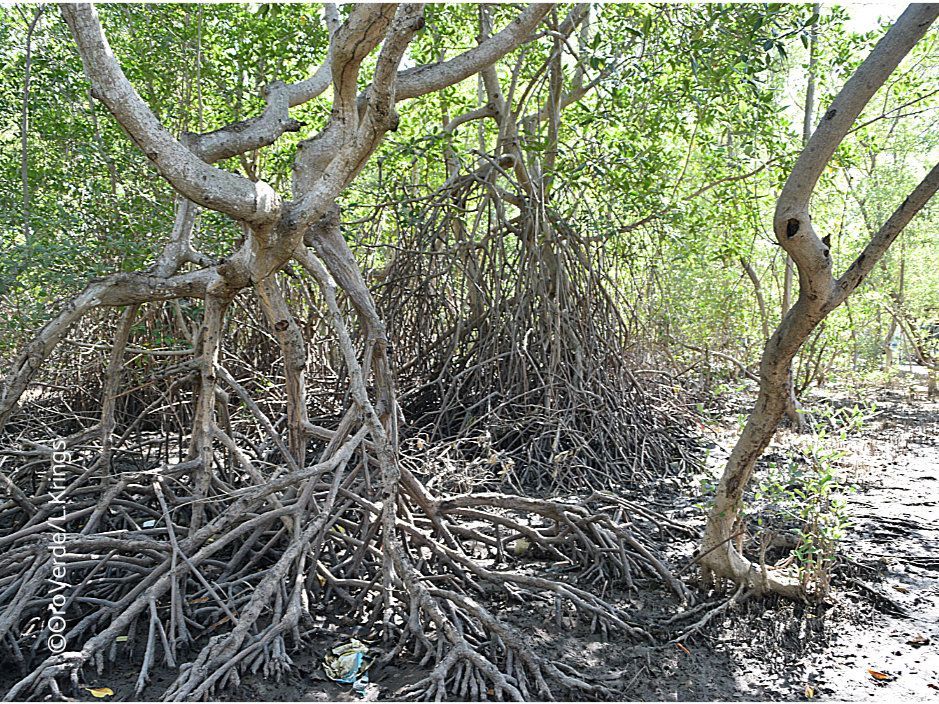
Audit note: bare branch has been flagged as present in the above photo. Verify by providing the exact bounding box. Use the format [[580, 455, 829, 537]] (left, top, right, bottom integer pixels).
[[61, 4, 282, 228], [396, 4, 551, 100], [183, 4, 549, 168], [773, 3, 937, 295], [188, 79, 309, 164], [776, 4, 937, 219], [330, 4, 397, 124], [832, 161, 939, 307], [368, 4, 425, 117], [0, 267, 215, 426]]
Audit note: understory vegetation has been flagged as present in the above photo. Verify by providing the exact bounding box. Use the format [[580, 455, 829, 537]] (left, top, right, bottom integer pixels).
[[0, 3, 936, 701]]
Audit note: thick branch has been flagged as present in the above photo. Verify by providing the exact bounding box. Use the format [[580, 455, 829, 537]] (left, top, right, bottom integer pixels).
[[61, 4, 281, 228], [0, 267, 215, 428], [330, 4, 397, 124], [774, 4, 937, 294], [831, 161, 939, 307], [778, 4, 937, 214], [395, 4, 551, 100], [183, 4, 549, 168], [188, 79, 309, 164], [367, 5, 425, 118]]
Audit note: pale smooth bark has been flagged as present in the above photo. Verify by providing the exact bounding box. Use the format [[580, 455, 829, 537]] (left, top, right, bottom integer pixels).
[[190, 4, 551, 164], [700, 4, 939, 596], [0, 267, 216, 427], [99, 305, 139, 475], [2, 3, 551, 434], [256, 276, 309, 464], [61, 4, 282, 229], [782, 7, 819, 429], [188, 295, 228, 535]]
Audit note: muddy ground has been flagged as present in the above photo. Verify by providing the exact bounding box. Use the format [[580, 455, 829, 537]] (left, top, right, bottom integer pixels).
[[499, 380, 939, 702], [620, 383, 939, 702], [3, 375, 937, 702]]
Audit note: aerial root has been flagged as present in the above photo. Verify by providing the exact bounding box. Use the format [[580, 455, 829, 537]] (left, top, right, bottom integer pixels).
[[1, 291, 685, 702], [0, 441, 682, 702], [394, 581, 597, 702], [662, 581, 748, 645], [2, 652, 85, 702], [0, 185, 698, 701]]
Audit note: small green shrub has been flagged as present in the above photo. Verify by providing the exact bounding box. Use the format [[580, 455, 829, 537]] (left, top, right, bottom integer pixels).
[[752, 423, 856, 599]]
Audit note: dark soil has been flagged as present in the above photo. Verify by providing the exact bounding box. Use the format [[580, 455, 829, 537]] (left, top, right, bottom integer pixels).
[[625, 385, 938, 702], [2, 381, 937, 702]]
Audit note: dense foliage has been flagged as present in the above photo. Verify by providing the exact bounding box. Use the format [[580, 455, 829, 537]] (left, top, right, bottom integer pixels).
[[0, 5, 936, 701], [2, 5, 935, 393]]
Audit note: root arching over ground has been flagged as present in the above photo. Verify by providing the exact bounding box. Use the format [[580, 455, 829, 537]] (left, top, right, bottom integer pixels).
[[359, 136, 696, 497], [0, 5, 704, 699], [0, 246, 693, 701]]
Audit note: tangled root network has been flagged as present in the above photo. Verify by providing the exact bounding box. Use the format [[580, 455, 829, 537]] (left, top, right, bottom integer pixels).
[[0, 277, 693, 702]]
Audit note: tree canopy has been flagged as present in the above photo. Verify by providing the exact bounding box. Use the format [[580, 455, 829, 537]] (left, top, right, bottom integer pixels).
[[0, 3, 936, 701]]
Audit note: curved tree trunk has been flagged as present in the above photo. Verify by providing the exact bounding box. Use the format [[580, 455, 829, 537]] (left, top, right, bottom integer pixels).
[[700, 4, 939, 597], [780, 7, 820, 432]]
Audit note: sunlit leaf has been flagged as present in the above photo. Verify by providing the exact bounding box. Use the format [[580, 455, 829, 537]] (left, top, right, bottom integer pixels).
[[84, 687, 114, 698]]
